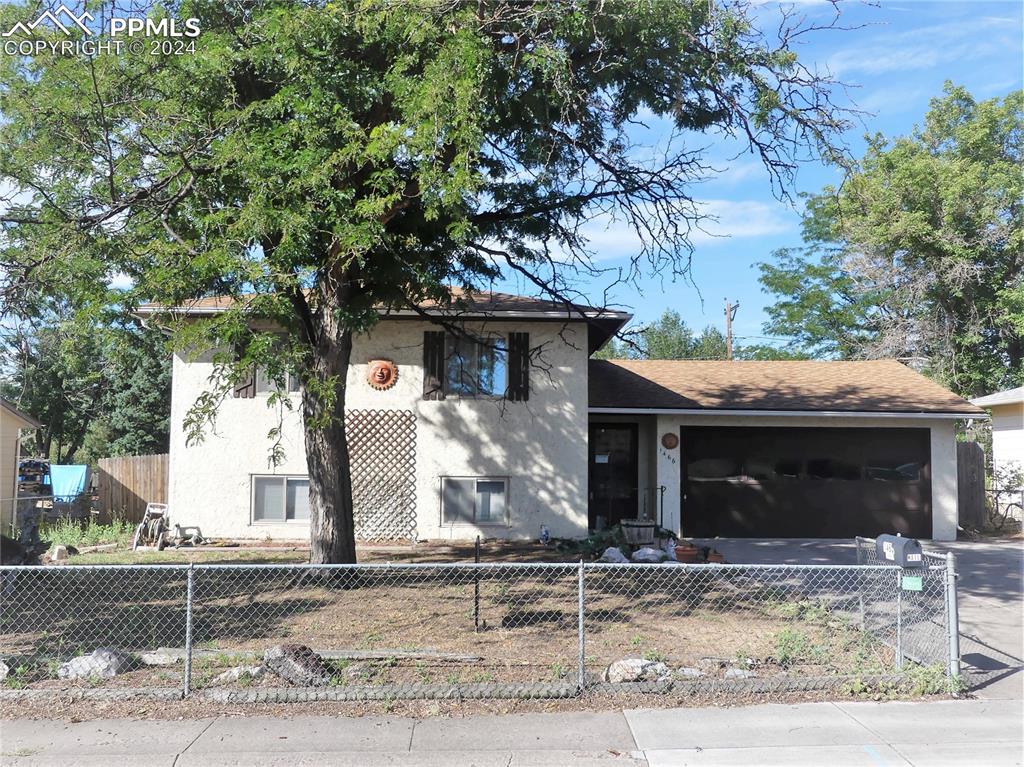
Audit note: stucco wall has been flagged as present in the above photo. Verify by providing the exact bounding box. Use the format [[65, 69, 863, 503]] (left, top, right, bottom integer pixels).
[[990, 403, 1024, 472], [0, 411, 22, 531], [649, 414, 960, 542], [167, 320, 589, 542]]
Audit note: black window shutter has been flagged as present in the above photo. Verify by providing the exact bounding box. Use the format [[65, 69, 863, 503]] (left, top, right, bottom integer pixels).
[[233, 342, 255, 399], [423, 331, 446, 400], [507, 332, 530, 401]]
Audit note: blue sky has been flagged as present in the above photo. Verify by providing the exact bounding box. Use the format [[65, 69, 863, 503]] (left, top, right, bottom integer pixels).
[[497, 0, 1024, 348]]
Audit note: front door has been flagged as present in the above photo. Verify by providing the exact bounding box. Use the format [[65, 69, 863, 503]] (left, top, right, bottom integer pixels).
[[588, 423, 638, 531]]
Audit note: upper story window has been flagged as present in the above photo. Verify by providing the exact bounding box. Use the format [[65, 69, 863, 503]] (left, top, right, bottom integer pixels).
[[423, 330, 529, 402], [445, 334, 507, 397], [255, 368, 300, 394]]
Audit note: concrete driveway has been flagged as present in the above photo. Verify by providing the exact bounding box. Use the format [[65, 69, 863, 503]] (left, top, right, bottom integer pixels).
[[694, 538, 1024, 700]]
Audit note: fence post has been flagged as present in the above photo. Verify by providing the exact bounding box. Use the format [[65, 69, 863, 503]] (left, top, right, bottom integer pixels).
[[945, 552, 961, 680], [577, 560, 586, 694], [474, 535, 480, 632], [895, 568, 903, 670], [183, 562, 195, 697], [855, 537, 866, 630]]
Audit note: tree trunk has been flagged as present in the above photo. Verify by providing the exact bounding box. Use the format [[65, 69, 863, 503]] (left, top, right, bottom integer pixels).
[[302, 320, 358, 564]]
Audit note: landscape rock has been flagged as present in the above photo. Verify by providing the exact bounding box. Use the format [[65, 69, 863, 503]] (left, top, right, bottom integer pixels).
[[340, 662, 370, 682], [49, 545, 69, 562], [263, 644, 333, 687], [630, 547, 667, 563], [598, 547, 629, 564], [604, 658, 671, 684], [139, 648, 183, 666], [697, 657, 727, 671], [58, 648, 135, 679], [724, 668, 756, 679], [211, 665, 264, 686], [675, 666, 705, 678], [0, 660, 9, 681]]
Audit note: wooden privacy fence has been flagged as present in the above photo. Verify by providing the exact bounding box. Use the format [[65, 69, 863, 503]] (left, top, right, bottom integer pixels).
[[96, 453, 169, 524], [957, 441, 986, 530]]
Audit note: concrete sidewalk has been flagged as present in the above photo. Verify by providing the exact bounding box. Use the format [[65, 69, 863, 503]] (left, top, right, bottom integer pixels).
[[1, 699, 1021, 766]]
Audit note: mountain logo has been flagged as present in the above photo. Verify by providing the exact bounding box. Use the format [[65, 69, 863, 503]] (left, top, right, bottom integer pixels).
[[2, 5, 94, 37]]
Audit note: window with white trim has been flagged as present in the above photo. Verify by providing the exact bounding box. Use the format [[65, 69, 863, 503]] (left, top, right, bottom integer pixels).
[[252, 475, 310, 522], [255, 368, 301, 394], [441, 477, 508, 525]]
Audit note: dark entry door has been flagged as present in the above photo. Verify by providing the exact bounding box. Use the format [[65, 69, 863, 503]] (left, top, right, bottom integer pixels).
[[589, 423, 638, 530], [681, 426, 932, 538]]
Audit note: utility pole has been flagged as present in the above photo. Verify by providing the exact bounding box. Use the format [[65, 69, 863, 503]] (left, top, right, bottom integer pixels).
[[724, 299, 739, 360]]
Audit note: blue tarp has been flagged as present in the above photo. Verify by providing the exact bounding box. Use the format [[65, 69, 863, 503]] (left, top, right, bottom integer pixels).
[[49, 464, 88, 502]]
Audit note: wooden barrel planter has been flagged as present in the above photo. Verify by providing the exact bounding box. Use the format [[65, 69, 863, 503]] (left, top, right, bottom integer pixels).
[[620, 519, 656, 546]]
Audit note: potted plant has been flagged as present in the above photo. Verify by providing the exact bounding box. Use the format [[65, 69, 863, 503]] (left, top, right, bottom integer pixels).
[[675, 539, 699, 563]]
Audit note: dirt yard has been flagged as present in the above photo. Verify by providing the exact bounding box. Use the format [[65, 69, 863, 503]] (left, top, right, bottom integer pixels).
[[1, 559, 900, 696]]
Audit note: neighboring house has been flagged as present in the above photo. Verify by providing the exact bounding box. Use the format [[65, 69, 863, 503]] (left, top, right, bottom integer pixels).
[[0, 398, 41, 533], [138, 290, 983, 543], [970, 387, 1024, 474]]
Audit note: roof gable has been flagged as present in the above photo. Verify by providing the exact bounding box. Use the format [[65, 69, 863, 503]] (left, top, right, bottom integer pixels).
[[970, 387, 1024, 408], [1, 398, 42, 429]]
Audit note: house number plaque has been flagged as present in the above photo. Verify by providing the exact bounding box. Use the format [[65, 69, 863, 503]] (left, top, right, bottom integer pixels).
[[367, 359, 399, 391]]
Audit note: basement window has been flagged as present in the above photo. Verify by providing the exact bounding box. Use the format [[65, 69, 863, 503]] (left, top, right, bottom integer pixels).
[[252, 475, 310, 522], [441, 477, 508, 525]]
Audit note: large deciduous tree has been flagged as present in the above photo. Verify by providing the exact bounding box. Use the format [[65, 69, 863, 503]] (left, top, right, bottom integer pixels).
[[1, 0, 850, 562], [757, 84, 1023, 394]]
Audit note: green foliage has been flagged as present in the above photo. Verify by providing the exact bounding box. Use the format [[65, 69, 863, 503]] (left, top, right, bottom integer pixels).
[[103, 326, 172, 457], [0, 314, 106, 463], [845, 663, 962, 699], [756, 84, 1023, 395], [773, 627, 828, 667], [40, 516, 135, 550], [1, 315, 170, 464]]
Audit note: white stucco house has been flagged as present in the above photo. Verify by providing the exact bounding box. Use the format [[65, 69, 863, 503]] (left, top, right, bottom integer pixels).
[[970, 387, 1024, 474], [138, 290, 984, 543]]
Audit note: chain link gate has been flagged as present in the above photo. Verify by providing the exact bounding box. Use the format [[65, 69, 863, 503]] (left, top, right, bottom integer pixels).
[[0, 543, 960, 701]]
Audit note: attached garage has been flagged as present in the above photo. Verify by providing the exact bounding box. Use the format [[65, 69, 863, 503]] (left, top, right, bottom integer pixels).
[[588, 359, 988, 541], [681, 425, 932, 538]]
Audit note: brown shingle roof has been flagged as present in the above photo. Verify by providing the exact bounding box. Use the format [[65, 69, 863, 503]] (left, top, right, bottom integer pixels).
[[589, 359, 984, 415]]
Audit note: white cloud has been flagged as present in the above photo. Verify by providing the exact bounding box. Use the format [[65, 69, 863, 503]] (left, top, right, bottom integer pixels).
[[567, 199, 795, 262], [827, 17, 1013, 76], [854, 85, 928, 115], [704, 159, 767, 186], [691, 199, 795, 244]]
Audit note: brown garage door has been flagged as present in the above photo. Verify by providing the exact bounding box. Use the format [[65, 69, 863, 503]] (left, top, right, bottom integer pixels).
[[681, 426, 932, 538]]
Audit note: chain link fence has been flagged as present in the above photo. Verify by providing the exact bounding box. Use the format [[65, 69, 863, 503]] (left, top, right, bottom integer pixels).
[[855, 536, 960, 680], [0, 544, 959, 701]]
